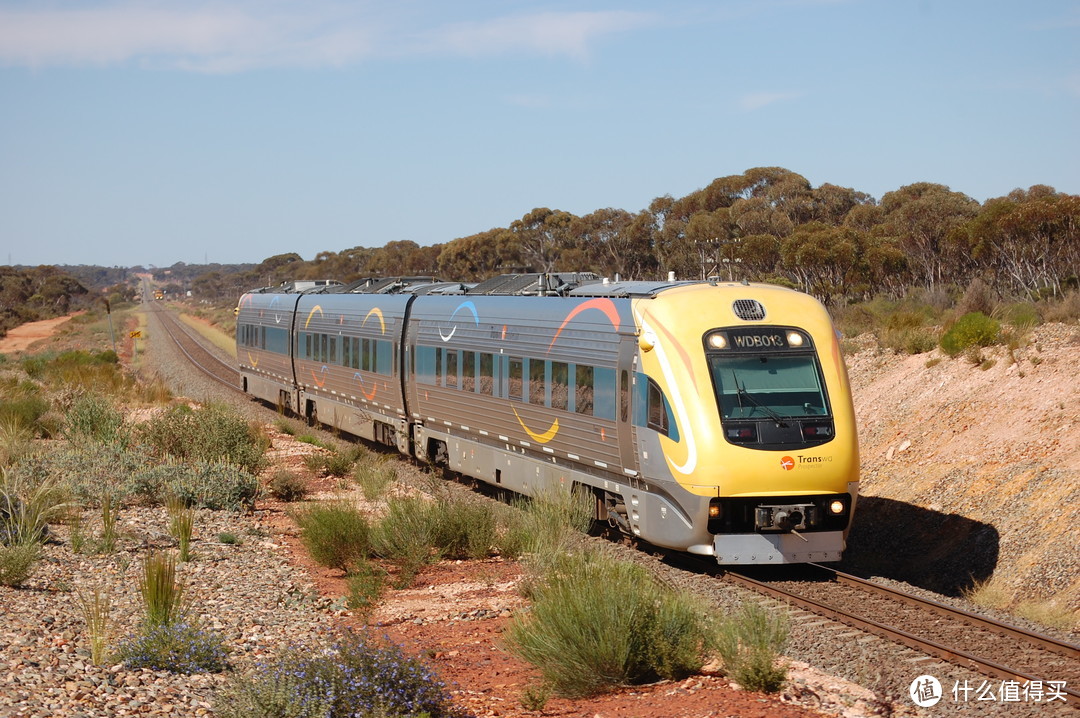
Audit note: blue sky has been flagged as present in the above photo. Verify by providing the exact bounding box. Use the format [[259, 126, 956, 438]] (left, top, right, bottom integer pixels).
[[1, 1, 1077, 269]]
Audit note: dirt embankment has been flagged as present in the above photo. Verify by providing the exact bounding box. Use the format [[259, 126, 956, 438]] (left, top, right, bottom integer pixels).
[[844, 323, 1080, 612]]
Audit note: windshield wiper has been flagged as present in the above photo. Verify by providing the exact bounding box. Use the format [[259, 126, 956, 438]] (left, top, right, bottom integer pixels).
[[731, 371, 789, 427]]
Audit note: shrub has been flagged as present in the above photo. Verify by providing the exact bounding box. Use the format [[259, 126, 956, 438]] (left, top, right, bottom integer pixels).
[[21, 349, 130, 394], [323, 447, 361, 478], [345, 560, 387, 615], [712, 602, 789, 693], [268, 469, 307, 502], [293, 501, 371, 573], [115, 621, 228, 674], [504, 548, 712, 697], [166, 496, 195, 562], [217, 532, 240, 545], [137, 403, 267, 474], [63, 394, 129, 446], [128, 460, 259, 511], [1, 467, 70, 545], [371, 495, 435, 586], [353, 460, 396, 501], [877, 311, 936, 354], [214, 631, 459, 718], [940, 312, 1001, 357], [496, 486, 594, 565], [429, 495, 497, 561], [0, 543, 40, 587], [0, 395, 50, 436], [14, 441, 140, 508]]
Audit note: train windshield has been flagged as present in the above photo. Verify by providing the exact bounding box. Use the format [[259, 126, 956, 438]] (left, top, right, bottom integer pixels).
[[708, 355, 828, 420]]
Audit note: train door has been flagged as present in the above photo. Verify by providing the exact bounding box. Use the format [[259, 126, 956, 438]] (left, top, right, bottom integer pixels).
[[616, 337, 638, 472]]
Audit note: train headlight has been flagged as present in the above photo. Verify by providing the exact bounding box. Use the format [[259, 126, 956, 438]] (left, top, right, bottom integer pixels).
[[786, 331, 804, 347], [829, 500, 845, 515], [708, 502, 721, 519], [707, 332, 728, 350]]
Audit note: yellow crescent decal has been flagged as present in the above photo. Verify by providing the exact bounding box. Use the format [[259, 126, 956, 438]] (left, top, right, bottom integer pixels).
[[362, 307, 386, 334], [247, 351, 259, 368], [303, 306, 324, 329], [511, 405, 559, 444]]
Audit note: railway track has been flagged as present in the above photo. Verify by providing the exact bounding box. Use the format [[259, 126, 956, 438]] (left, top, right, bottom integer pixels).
[[145, 302, 242, 392], [723, 563, 1079, 705]]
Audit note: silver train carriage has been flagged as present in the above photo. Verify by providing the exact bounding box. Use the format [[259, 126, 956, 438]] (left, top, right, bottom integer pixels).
[[236, 273, 859, 565]]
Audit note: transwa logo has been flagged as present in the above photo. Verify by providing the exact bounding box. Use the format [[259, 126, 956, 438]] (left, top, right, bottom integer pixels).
[[780, 456, 795, 471]]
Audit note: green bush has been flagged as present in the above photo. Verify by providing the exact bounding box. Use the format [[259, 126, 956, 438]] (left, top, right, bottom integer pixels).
[[429, 495, 497, 561], [128, 460, 259, 511], [63, 393, 129, 446], [15, 441, 142, 507], [345, 560, 387, 614], [504, 548, 712, 697], [137, 403, 267, 474], [116, 621, 228, 674], [0, 543, 40, 587], [496, 486, 594, 566], [877, 311, 936, 354], [21, 349, 133, 394], [353, 460, 396, 500], [267, 469, 307, 502], [293, 500, 371, 572], [214, 631, 458, 718], [0, 395, 50, 436], [940, 312, 1001, 357], [371, 495, 435, 586], [712, 603, 789, 693]]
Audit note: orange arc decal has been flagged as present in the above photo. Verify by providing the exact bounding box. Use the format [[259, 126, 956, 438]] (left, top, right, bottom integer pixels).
[[548, 298, 620, 353], [511, 405, 559, 444], [311, 368, 327, 389], [362, 307, 386, 334], [362, 383, 377, 401], [303, 306, 324, 329]]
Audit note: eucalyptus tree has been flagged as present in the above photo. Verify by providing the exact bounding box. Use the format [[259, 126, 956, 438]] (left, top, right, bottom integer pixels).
[[879, 183, 979, 289]]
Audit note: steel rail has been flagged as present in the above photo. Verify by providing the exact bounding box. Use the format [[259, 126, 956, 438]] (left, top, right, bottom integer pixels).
[[148, 303, 242, 392], [810, 563, 1080, 660], [723, 569, 1079, 704]]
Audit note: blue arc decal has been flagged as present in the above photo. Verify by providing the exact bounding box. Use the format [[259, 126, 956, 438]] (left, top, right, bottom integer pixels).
[[439, 301, 480, 342]]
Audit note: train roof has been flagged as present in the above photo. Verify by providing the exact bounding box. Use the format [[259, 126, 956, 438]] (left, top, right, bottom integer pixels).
[[244, 273, 764, 299]]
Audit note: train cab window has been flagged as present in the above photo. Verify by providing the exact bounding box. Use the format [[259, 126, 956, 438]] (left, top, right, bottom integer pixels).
[[574, 365, 593, 416], [508, 358, 523, 401], [462, 351, 476, 392], [708, 354, 829, 420], [529, 359, 547, 406], [445, 349, 459, 389], [479, 353, 494, 395], [551, 362, 568, 411]]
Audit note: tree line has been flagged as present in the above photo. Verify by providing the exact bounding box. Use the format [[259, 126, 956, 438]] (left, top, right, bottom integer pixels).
[[183, 166, 1079, 306]]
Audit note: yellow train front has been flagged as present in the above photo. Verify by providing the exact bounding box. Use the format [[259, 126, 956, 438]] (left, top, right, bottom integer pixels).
[[627, 281, 859, 564]]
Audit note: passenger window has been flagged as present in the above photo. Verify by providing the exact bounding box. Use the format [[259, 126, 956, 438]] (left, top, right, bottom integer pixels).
[[551, 362, 568, 411], [462, 351, 476, 392], [529, 359, 546, 406], [479, 353, 494, 395], [508, 358, 523, 401], [446, 349, 458, 389], [574, 365, 593, 416]]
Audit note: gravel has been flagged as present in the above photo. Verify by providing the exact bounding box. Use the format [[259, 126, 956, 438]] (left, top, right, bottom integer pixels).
[[0, 507, 337, 718]]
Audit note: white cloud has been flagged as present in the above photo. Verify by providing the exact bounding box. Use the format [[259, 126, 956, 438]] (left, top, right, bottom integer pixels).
[[410, 11, 656, 61], [738, 91, 803, 111], [0, 2, 657, 72]]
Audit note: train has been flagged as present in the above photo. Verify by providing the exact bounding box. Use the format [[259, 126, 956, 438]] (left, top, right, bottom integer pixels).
[[236, 273, 859, 565]]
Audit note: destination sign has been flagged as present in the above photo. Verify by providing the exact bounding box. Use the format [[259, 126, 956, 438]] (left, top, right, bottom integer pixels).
[[706, 327, 813, 352]]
